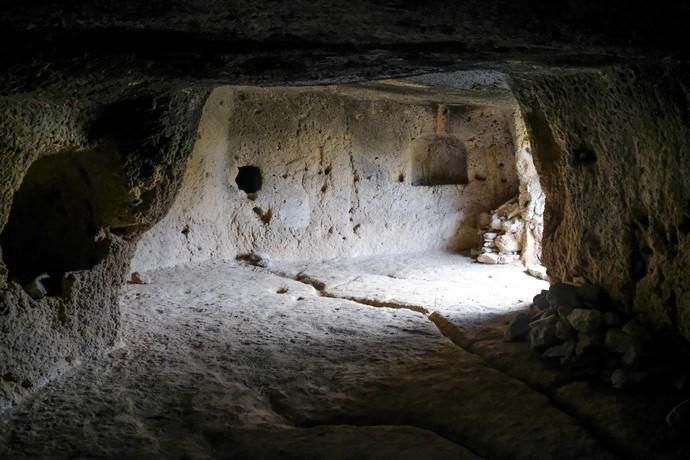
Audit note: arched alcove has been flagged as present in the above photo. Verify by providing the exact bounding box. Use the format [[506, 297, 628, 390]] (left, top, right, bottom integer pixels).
[[408, 134, 469, 186]]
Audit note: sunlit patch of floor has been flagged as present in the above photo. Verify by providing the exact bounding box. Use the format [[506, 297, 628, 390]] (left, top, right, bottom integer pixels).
[[275, 251, 548, 321]]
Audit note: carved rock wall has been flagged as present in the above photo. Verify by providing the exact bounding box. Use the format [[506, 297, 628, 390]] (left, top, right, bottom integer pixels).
[[132, 86, 519, 271], [512, 66, 690, 338], [0, 89, 208, 409]]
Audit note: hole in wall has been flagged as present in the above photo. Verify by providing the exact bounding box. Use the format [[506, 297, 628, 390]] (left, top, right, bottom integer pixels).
[[572, 146, 597, 165], [235, 165, 263, 193]]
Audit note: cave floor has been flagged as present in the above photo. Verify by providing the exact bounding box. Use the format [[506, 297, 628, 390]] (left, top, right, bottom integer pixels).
[[1, 253, 689, 459]]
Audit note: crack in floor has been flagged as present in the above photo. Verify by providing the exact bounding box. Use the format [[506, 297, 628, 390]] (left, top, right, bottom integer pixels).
[[321, 292, 430, 315], [280, 268, 625, 459], [426, 311, 626, 458]]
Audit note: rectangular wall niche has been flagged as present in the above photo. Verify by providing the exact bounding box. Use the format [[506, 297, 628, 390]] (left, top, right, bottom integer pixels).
[[409, 134, 469, 186]]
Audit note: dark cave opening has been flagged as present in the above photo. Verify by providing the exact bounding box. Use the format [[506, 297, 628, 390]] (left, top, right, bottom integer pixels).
[[0, 150, 124, 290]]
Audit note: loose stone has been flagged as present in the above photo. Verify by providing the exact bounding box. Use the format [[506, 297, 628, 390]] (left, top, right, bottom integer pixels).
[[567, 309, 603, 334], [24, 274, 49, 300], [504, 312, 533, 342]]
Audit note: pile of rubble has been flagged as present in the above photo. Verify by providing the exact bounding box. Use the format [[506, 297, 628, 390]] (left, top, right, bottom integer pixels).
[[506, 282, 690, 390], [472, 197, 523, 264]]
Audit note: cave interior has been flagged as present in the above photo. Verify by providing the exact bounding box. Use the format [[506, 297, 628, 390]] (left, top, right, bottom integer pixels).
[[2, 2, 690, 459]]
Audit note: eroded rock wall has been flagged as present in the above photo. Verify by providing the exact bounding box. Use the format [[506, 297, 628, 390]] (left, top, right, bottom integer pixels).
[[0, 89, 208, 409], [510, 107, 545, 267], [132, 86, 519, 271], [512, 66, 690, 338]]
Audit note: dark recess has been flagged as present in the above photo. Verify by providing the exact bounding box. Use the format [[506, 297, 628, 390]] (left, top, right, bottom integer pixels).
[[410, 136, 469, 186], [236, 166, 263, 193], [1, 151, 116, 286], [572, 146, 597, 165]]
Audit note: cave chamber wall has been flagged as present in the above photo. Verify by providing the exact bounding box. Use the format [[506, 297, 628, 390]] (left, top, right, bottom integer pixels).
[[511, 65, 690, 338], [132, 86, 520, 272], [0, 89, 208, 409]]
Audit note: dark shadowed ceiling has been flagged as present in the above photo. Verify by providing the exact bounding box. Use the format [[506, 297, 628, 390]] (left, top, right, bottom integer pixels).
[[2, 1, 689, 98]]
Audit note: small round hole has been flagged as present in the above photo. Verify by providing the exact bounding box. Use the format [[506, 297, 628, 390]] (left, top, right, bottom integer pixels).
[[235, 166, 262, 194]]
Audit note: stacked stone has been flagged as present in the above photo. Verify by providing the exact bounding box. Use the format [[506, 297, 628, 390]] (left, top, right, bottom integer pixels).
[[473, 197, 524, 264], [504, 283, 684, 389]]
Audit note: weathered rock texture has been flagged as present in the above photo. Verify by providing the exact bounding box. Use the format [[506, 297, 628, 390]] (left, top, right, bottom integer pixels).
[[475, 198, 524, 265], [511, 108, 545, 267], [513, 66, 690, 339], [2, 1, 689, 99], [132, 85, 519, 271], [0, 90, 208, 408], [1, 0, 690, 418]]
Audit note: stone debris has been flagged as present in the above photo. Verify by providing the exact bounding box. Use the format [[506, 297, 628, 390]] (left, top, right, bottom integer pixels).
[[555, 318, 575, 340], [604, 329, 633, 355], [504, 312, 532, 342], [575, 332, 603, 356], [128, 272, 151, 285], [529, 315, 559, 348], [477, 252, 519, 264], [621, 319, 649, 342], [495, 233, 520, 253], [567, 309, 602, 334], [526, 264, 548, 281], [621, 344, 643, 366], [23, 273, 50, 299], [547, 283, 581, 309], [543, 340, 575, 358], [475, 197, 524, 265], [532, 290, 550, 310], [501, 218, 522, 234], [236, 252, 273, 269], [504, 281, 687, 389]]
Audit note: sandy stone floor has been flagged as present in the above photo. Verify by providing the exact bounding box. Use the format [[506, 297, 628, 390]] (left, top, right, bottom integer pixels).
[[1, 253, 688, 459]]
